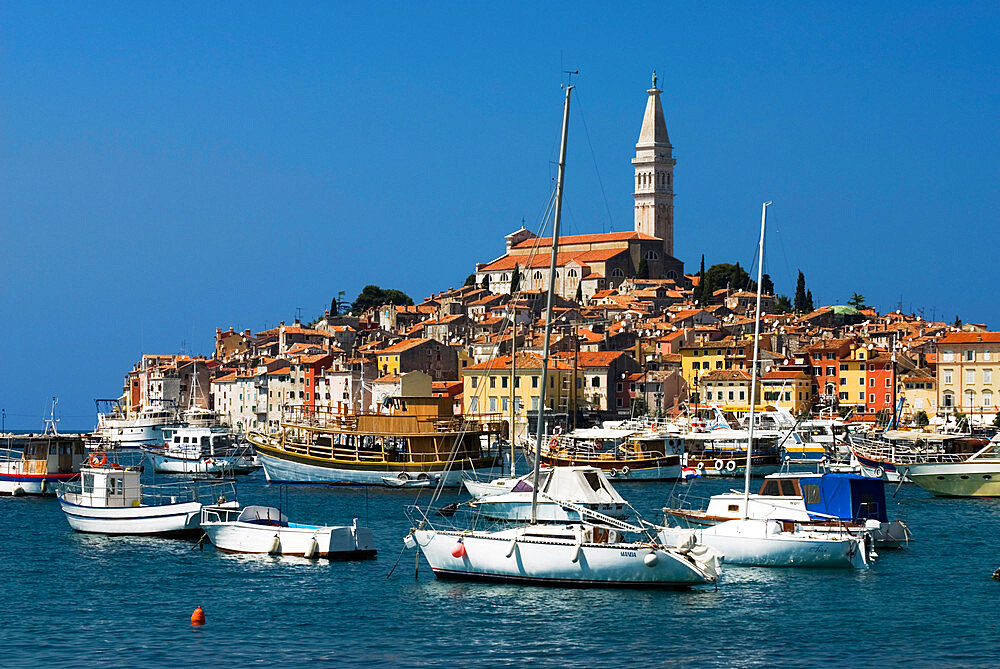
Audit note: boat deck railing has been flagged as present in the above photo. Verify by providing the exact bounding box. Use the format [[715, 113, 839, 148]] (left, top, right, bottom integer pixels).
[[537, 436, 668, 462]]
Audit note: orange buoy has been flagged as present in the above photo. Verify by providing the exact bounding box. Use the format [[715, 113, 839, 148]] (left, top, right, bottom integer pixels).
[[191, 606, 206, 626]]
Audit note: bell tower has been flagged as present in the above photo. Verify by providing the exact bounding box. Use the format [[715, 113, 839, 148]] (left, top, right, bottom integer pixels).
[[632, 72, 675, 258]]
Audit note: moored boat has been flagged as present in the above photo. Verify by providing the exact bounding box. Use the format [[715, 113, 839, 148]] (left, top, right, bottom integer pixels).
[[665, 471, 911, 547], [906, 436, 1000, 497], [529, 426, 685, 481], [469, 466, 631, 522], [143, 425, 259, 475], [57, 459, 237, 535], [1, 404, 86, 496], [248, 395, 503, 486], [199, 505, 377, 559], [849, 430, 990, 482]]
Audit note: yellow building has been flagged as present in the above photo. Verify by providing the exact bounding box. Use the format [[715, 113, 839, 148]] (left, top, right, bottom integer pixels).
[[900, 375, 938, 419], [679, 338, 756, 399], [461, 353, 582, 422], [760, 371, 812, 415], [836, 345, 870, 413], [935, 332, 1000, 417]]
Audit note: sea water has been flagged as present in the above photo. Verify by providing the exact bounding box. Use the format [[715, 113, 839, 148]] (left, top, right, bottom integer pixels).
[[3, 470, 997, 668]]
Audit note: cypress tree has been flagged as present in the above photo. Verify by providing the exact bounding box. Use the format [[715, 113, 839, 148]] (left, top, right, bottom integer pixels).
[[794, 270, 808, 313], [636, 258, 649, 279], [509, 264, 520, 295]]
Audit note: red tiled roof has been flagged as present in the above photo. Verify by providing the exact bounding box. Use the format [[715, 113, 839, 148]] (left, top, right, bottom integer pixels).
[[937, 332, 1000, 344], [511, 231, 659, 249], [378, 338, 432, 354]]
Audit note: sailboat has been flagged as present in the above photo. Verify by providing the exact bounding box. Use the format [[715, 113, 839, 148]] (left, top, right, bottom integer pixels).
[[656, 203, 875, 569], [406, 84, 720, 587]]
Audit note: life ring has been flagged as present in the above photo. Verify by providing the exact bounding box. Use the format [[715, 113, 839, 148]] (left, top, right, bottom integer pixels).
[[549, 437, 559, 449], [726, 460, 737, 472], [88, 452, 107, 467], [714, 459, 725, 472], [621, 466, 630, 475], [397, 472, 411, 482], [651, 422, 658, 430], [874, 466, 885, 479], [609, 468, 618, 478], [696, 461, 705, 471]]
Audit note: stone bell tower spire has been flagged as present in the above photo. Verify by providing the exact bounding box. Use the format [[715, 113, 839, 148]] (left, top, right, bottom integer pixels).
[[632, 71, 676, 257]]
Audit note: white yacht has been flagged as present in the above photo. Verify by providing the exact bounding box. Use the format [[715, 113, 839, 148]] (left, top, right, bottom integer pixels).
[[93, 400, 181, 447]]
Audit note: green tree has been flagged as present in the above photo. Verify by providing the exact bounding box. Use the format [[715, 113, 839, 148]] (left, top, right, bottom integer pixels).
[[953, 315, 962, 328], [329, 290, 347, 316], [509, 264, 520, 295], [847, 292, 868, 310], [914, 410, 929, 426], [574, 281, 583, 303], [694, 254, 706, 304], [773, 295, 793, 314], [806, 289, 814, 312], [794, 270, 809, 313], [352, 285, 413, 313], [702, 263, 754, 302], [993, 413, 1000, 428], [464, 273, 476, 287], [636, 258, 649, 279], [761, 273, 774, 296], [481, 273, 490, 291]]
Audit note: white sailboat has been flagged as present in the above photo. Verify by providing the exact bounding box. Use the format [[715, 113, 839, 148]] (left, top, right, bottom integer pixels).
[[407, 83, 721, 587], [657, 203, 875, 569]]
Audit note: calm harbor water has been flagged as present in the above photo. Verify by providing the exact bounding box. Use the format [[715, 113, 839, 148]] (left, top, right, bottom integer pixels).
[[4, 468, 998, 668]]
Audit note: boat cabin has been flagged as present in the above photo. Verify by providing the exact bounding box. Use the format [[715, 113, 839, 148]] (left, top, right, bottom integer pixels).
[[202, 505, 288, 526], [14, 437, 86, 474], [76, 467, 143, 508], [759, 473, 888, 522], [510, 466, 627, 506]]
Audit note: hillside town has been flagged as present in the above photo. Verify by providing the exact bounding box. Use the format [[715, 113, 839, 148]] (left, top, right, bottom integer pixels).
[[114, 77, 999, 436]]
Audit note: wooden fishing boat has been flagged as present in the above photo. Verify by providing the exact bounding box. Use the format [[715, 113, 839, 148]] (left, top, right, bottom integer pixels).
[[248, 395, 503, 486], [528, 426, 684, 481]]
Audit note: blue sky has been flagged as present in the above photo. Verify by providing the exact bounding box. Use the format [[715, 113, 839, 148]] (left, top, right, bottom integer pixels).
[[2, 2, 998, 429]]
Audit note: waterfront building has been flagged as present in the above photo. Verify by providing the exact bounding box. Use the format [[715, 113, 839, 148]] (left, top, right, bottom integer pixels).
[[935, 331, 1000, 418], [375, 337, 458, 381], [460, 353, 581, 419]]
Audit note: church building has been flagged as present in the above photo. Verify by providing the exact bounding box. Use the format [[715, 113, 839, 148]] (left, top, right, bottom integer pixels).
[[475, 75, 685, 301]]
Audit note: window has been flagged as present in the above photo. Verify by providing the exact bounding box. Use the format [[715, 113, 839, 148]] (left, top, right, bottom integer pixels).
[[490, 376, 496, 388], [706, 391, 713, 400], [984, 369, 992, 384], [784, 392, 791, 401], [728, 391, 734, 401], [839, 392, 848, 400], [567, 268, 578, 278], [869, 378, 875, 387], [716, 361, 723, 369], [885, 378, 891, 388], [966, 369, 975, 385], [985, 350, 993, 362], [469, 397, 479, 412], [802, 484, 822, 504], [532, 376, 539, 388], [943, 392, 954, 408], [616, 382, 624, 392], [501, 376, 508, 389], [611, 268, 624, 278], [885, 393, 891, 403], [858, 392, 865, 400], [943, 370, 953, 384], [740, 391, 745, 400], [471, 377, 478, 388], [645, 251, 659, 261], [531, 397, 539, 410], [859, 378, 864, 385], [826, 367, 835, 376], [591, 377, 600, 387], [984, 391, 993, 407], [965, 350, 975, 362], [489, 397, 497, 412], [533, 271, 542, 280], [942, 350, 954, 362], [840, 364, 848, 371], [868, 364, 875, 371], [869, 393, 875, 403], [501, 397, 508, 412], [965, 389, 976, 408], [840, 378, 847, 386]]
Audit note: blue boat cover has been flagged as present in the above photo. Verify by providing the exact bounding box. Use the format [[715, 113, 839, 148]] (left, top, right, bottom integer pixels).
[[798, 473, 888, 523]]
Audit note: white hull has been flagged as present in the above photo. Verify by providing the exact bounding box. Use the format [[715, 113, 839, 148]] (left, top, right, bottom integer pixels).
[[463, 477, 520, 497], [658, 520, 872, 569], [0, 472, 76, 496], [202, 519, 376, 559], [147, 452, 258, 475], [58, 496, 205, 535], [258, 451, 497, 486], [93, 424, 167, 446], [906, 461, 1000, 497], [414, 527, 718, 587]]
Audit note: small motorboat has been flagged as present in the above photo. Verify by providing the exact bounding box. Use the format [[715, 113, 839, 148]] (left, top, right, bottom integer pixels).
[[142, 426, 260, 475], [58, 456, 237, 535], [199, 505, 377, 559]]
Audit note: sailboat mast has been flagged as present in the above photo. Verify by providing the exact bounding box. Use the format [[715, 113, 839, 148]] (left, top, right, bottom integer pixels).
[[742, 201, 771, 515], [509, 305, 517, 477], [530, 84, 573, 524]]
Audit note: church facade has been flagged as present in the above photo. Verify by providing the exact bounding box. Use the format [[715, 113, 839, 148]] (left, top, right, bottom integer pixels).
[[475, 75, 685, 301]]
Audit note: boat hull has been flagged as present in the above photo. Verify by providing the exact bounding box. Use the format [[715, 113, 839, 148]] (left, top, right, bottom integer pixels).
[[92, 424, 169, 447], [202, 521, 376, 559], [413, 529, 716, 587], [907, 462, 1000, 497], [257, 449, 499, 486], [658, 521, 871, 569], [57, 495, 205, 535], [146, 451, 259, 475], [0, 471, 78, 496]]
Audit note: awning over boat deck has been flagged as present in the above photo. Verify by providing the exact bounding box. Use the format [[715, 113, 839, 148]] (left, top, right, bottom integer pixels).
[[237, 505, 289, 524]]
